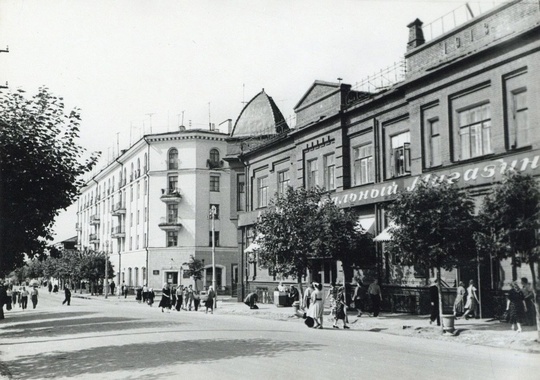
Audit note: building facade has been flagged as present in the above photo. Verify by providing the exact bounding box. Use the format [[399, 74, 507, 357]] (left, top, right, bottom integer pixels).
[[77, 127, 239, 294], [227, 0, 540, 312]]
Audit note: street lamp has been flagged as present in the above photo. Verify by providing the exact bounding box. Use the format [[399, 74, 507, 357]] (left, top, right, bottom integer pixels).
[[104, 240, 109, 299], [209, 206, 217, 291]]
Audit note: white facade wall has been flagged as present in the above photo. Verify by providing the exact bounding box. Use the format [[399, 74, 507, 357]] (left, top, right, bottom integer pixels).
[[77, 130, 238, 292]]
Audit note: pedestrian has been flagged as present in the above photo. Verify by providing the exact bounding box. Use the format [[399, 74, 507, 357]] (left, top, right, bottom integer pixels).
[[288, 285, 299, 306], [326, 282, 337, 319], [521, 277, 536, 326], [506, 281, 527, 332], [19, 286, 29, 310], [62, 285, 71, 305], [244, 292, 258, 309], [429, 279, 440, 326], [0, 282, 7, 319], [308, 283, 324, 329], [352, 279, 364, 317], [142, 284, 149, 304], [122, 282, 129, 298], [5, 286, 12, 311], [186, 285, 194, 311], [368, 279, 382, 317], [159, 283, 171, 312], [30, 286, 39, 309], [136, 286, 143, 303], [48, 282, 52, 293], [332, 286, 350, 329], [453, 281, 466, 318], [170, 286, 177, 309], [175, 285, 183, 311], [182, 285, 189, 310], [462, 279, 479, 320], [303, 283, 314, 310], [11, 285, 18, 307], [205, 286, 216, 314], [147, 288, 155, 306], [110, 281, 116, 296], [192, 288, 201, 311], [53, 284, 58, 293]]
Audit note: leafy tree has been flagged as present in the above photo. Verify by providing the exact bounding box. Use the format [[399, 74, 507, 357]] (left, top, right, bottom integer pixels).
[[478, 171, 540, 340], [183, 255, 204, 291], [0, 87, 99, 274], [387, 179, 477, 332], [255, 187, 374, 294]]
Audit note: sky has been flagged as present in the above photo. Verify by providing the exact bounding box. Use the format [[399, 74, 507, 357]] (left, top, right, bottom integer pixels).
[[0, 0, 507, 242]]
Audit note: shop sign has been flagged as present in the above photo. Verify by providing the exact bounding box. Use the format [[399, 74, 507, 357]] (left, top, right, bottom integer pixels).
[[334, 151, 540, 207]]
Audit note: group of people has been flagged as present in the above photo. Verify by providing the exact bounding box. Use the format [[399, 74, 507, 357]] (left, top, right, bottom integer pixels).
[[503, 277, 535, 332], [0, 283, 40, 316], [157, 283, 216, 314]]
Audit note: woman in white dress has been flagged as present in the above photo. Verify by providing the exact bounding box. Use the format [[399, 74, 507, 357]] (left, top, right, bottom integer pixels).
[[308, 283, 325, 329]]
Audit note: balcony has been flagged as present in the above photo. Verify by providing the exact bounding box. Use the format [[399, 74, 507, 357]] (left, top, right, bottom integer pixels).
[[75, 223, 81, 231], [158, 216, 183, 231], [89, 234, 100, 244], [111, 202, 126, 216], [111, 226, 126, 238], [160, 188, 182, 203], [89, 215, 101, 225]]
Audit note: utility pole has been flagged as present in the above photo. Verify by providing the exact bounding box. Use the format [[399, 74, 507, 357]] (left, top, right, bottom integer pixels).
[[0, 45, 9, 89], [209, 206, 217, 293]]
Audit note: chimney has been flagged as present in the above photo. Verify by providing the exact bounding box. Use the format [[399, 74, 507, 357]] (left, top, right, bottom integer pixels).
[[407, 18, 425, 51]]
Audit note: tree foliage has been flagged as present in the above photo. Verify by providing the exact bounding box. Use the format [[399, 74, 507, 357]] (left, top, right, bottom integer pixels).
[[255, 187, 374, 284], [386, 179, 477, 273], [477, 171, 540, 267], [0, 87, 99, 273], [183, 255, 204, 290]]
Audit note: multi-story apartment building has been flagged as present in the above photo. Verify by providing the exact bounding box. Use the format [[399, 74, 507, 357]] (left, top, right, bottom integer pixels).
[[77, 127, 239, 293], [226, 0, 540, 312]]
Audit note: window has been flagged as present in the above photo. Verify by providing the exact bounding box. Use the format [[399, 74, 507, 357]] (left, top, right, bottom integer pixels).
[[257, 176, 268, 208], [130, 163, 134, 181], [136, 235, 139, 250], [458, 104, 491, 160], [168, 148, 178, 170], [137, 158, 141, 178], [510, 89, 529, 148], [209, 149, 220, 167], [210, 175, 220, 192], [209, 231, 220, 247], [137, 210, 140, 225], [429, 119, 442, 167], [353, 144, 374, 185], [144, 179, 147, 195], [130, 213, 133, 227], [134, 267, 139, 286], [129, 237, 133, 250], [307, 159, 318, 189], [143, 234, 147, 249], [210, 204, 220, 219], [237, 174, 245, 211], [144, 153, 148, 173], [323, 154, 335, 191], [168, 175, 178, 193], [167, 231, 178, 247], [168, 203, 178, 223], [391, 132, 411, 176], [128, 268, 132, 286], [130, 186, 133, 202], [277, 170, 290, 195], [137, 183, 140, 199], [144, 207, 147, 222]]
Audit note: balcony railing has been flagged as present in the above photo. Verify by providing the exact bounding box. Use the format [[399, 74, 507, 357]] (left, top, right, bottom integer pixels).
[[158, 216, 183, 230], [111, 226, 126, 238], [111, 202, 126, 216], [89, 215, 101, 224], [89, 233, 100, 243], [160, 188, 182, 202]]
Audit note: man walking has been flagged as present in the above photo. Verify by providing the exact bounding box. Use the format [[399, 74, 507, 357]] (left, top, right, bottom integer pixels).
[[62, 285, 71, 306], [30, 286, 39, 309], [429, 279, 440, 326], [368, 279, 382, 317]]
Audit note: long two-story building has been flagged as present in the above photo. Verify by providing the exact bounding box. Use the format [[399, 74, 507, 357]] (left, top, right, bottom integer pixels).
[[226, 0, 540, 313]]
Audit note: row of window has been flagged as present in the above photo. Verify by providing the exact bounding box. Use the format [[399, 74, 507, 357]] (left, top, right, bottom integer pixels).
[[166, 231, 221, 248], [167, 148, 221, 170]]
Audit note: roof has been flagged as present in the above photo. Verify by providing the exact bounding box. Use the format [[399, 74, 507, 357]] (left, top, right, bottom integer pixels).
[[231, 89, 289, 138]]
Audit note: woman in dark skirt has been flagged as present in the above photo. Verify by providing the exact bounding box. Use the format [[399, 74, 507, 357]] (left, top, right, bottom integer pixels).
[[159, 283, 171, 313], [506, 281, 527, 332], [332, 286, 349, 329]]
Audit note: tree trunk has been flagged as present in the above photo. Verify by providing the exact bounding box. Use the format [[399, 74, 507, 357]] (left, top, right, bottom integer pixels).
[[437, 268, 444, 333]]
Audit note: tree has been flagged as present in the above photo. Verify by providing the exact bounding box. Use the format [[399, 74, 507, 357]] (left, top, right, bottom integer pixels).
[[478, 171, 540, 341], [0, 87, 99, 274], [183, 255, 204, 291], [386, 179, 477, 332], [255, 187, 374, 294]]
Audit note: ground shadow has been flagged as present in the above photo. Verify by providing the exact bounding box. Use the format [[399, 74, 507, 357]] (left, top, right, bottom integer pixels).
[[5, 338, 322, 379], [0, 311, 96, 324]]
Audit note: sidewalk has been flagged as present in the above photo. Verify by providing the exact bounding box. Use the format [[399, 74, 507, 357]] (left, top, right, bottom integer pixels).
[[73, 293, 540, 354]]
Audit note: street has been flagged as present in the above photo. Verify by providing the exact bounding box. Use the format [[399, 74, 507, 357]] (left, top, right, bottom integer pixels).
[[0, 291, 538, 380]]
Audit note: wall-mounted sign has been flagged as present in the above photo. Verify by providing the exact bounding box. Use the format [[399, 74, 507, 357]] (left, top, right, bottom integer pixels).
[[153, 270, 160, 275]]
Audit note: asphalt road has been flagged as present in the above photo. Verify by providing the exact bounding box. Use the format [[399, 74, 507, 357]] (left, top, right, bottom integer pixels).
[[0, 291, 538, 380]]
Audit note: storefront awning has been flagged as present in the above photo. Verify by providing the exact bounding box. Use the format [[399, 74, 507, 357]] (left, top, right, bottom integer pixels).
[[373, 223, 397, 242]]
